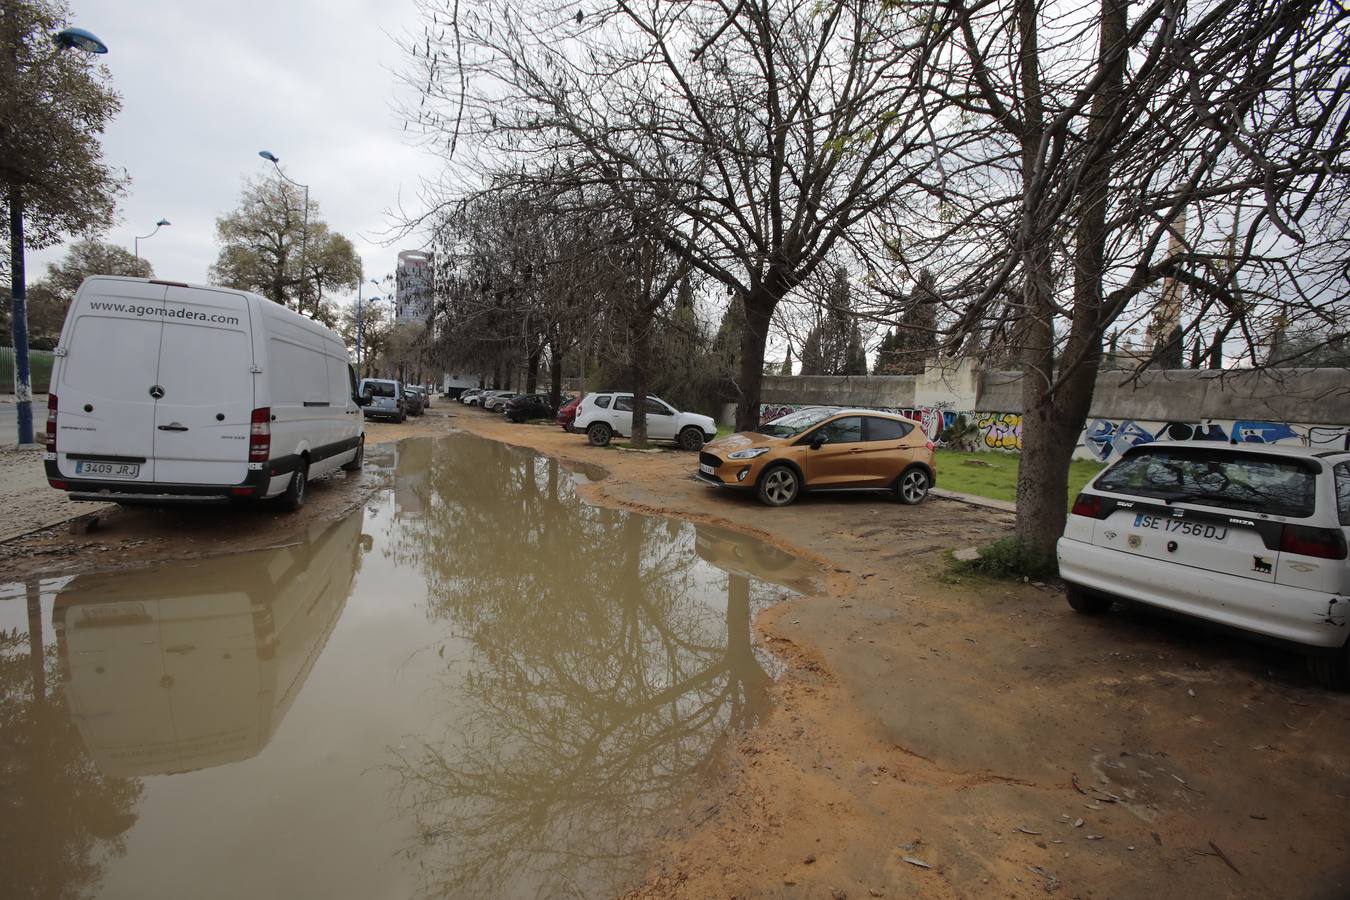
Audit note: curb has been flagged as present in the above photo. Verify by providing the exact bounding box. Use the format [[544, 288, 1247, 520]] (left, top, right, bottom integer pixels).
[[930, 487, 1016, 514]]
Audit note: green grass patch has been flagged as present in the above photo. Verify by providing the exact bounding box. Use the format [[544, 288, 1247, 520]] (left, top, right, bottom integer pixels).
[[935, 449, 1103, 507], [950, 535, 1060, 580]]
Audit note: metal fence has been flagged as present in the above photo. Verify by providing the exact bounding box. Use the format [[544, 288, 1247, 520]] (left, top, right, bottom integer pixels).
[[0, 347, 54, 394]]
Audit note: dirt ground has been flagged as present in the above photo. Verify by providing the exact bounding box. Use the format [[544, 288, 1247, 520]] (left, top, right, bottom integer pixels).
[[4, 403, 1348, 898], [451, 411, 1350, 900]]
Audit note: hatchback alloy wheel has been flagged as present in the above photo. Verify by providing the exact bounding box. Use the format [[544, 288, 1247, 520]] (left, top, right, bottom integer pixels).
[[758, 466, 799, 507], [898, 468, 930, 504]]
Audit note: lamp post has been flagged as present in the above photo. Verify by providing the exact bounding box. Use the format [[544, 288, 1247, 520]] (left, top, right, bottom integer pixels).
[[133, 218, 170, 261], [9, 26, 108, 448], [258, 151, 310, 314]]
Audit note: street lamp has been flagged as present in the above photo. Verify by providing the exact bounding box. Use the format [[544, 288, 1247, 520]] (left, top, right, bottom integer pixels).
[[133, 218, 171, 261], [9, 26, 108, 448], [258, 150, 310, 314], [54, 27, 108, 54], [355, 278, 382, 369]]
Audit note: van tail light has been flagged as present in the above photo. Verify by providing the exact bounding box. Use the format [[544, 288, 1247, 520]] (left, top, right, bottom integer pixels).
[[249, 407, 271, 462], [1279, 524, 1347, 560], [1070, 493, 1107, 519], [45, 395, 58, 452]]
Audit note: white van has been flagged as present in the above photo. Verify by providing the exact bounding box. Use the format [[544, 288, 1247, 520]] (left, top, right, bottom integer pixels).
[[44, 276, 365, 510]]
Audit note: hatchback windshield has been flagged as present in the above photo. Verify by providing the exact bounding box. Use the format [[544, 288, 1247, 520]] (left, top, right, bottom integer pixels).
[[756, 407, 840, 438], [1096, 447, 1317, 518]]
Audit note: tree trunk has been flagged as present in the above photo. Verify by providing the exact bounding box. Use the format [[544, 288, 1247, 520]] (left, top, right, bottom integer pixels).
[[630, 313, 651, 448], [1014, 0, 1126, 560], [1011, 0, 1059, 559], [734, 288, 777, 432], [525, 341, 542, 394]]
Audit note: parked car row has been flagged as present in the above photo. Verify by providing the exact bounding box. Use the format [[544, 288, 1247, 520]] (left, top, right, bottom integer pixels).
[[460, 389, 565, 424], [357, 379, 434, 423], [463, 387, 720, 452]]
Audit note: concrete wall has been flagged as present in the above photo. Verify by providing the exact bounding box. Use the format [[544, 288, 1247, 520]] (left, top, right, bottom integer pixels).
[[1087, 368, 1350, 425], [756, 363, 1350, 460], [761, 374, 919, 407], [761, 357, 981, 410], [978, 367, 1350, 425]]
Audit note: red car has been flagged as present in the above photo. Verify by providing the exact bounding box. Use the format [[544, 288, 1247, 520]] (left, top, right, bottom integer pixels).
[[556, 395, 583, 432]]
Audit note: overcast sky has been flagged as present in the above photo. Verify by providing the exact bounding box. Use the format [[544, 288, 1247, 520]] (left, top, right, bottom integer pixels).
[[32, 0, 443, 302]]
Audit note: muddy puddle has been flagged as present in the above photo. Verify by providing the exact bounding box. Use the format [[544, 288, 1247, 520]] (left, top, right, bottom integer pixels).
[[0, 433, 817, 899]]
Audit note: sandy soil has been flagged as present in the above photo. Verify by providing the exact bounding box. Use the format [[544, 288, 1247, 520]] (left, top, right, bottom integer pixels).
[[448, 410, 1350, 900], [4, 403, 1347, 898]]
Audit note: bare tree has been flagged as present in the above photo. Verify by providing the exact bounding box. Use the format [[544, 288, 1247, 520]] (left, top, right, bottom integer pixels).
[[898, 0, 1350, 559], [403, 0, 962, 429]]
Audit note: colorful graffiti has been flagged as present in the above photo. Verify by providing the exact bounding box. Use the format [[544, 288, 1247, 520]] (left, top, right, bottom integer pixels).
[[1080, 417, 1350, 461], [976, 412, 1023, 450], [757, 404, 1349, 459], [758, 404, 1024, 450]]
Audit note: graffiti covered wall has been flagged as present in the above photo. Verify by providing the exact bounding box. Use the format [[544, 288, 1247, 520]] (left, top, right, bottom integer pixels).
[[1078, 418, 1350, 462], [759, 367, 1350, 459], [758, 404, 1350, 459]]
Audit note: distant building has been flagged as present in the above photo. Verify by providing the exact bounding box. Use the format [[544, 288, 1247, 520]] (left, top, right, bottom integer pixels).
[[394, 250, 433, 325]]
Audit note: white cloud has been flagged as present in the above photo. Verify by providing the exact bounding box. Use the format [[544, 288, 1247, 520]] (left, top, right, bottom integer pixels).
[[30, 0, 446, 298]]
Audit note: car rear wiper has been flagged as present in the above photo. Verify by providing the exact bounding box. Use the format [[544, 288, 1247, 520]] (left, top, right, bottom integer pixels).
[[1161, 492, 1234, 507]]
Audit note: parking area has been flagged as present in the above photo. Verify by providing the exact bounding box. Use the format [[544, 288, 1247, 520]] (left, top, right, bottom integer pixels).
[[3, 398, 1348, 898], [447, 407, 1350, 900]]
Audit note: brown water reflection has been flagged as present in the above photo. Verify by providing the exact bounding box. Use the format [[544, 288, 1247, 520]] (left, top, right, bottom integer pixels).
[[0, 433, 816, 899]]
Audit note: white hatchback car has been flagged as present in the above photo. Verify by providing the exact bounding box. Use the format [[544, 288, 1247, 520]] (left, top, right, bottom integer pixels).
[[573, 392, 717, 450], [1058, 441, 1350, 687]]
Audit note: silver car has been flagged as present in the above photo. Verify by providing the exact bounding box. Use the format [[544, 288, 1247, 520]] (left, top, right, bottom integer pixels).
[[358, 378, 405, 423], [482, 391, 517, 411]]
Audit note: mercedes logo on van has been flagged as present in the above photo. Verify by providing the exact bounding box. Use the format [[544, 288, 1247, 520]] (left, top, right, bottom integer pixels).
[[149, 385, 165, 399]]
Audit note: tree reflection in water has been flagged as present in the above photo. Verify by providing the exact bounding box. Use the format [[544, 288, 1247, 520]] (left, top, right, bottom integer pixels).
[[385, 435, 798, 899], [0, 581, 142, 900]]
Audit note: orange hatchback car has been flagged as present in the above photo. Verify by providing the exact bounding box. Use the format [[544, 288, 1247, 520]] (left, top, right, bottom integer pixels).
[[696, 407, 936, 507]]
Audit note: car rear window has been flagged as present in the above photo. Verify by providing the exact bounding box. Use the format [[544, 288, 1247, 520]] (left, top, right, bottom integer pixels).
[[364, 381, 396, 398], [1096, 448, 1318, 518], [865, 417, 913, 442]]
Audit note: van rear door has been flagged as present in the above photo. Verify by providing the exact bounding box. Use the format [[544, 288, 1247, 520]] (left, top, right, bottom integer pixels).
[[151, 286, 255, 485], [54, 280, 167, 483]]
